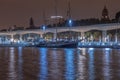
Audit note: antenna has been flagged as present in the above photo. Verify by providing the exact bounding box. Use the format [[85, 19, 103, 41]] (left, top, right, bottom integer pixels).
[[42, 10, 46, 25]]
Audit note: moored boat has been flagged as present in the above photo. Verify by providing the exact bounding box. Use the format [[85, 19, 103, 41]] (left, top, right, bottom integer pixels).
[[36, 41, 78, 48]]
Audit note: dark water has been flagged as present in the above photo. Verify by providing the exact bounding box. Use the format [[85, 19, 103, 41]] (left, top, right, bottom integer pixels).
[[0, 47, 120, 80]]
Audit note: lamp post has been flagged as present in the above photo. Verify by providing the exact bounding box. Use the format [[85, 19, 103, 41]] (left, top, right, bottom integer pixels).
[[67, 0, 73, 41], [42, 25, 46, 40], [68, 19, 73, 41], [68, 19, 72, 27], [114, 17, 120, 43], [116, 18, 120, 43]]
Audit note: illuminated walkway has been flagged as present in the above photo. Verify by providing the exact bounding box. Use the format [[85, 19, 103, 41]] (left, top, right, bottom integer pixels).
[[0, 23, 120, 44], [0, 23, 120, 35]]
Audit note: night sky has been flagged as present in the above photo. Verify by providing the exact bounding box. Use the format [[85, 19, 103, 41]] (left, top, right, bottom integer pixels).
[[0, 0, 120, 29]]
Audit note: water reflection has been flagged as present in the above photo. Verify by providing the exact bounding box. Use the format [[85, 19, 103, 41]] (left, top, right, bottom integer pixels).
[[64, 49, 75, 80], [48, 49, 62, 80], [77, 48, 87, 80], [102, 48, 111, 80], [78, 48, 86, 56], [5, 47, 9, 57], [39, 48, 48, 80], [8, 47, 17, 80], [88, 48, 95, 80], [18, 47, 23, 80], [1, 47, 120, 80]]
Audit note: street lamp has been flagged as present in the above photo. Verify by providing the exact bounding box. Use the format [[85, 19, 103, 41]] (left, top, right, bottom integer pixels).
[[42, 25, 46, 39], [42, 25, 46, 31], [68, 19, 73, 41], [68, 19, 72, 27]]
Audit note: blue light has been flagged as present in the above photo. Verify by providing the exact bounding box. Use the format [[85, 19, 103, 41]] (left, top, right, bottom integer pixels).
[[105, 48, 111, 51], [68, 19, 73, 26], [88, 48, 94, 54], [69, 19, 72, 24], [88, 48, 95, 80], [64, 49, 75, 80], [42, 25, 46, 31], [39, 48, 48, 80], [18, 47, 23, 79], [88, 48, 94, 51]]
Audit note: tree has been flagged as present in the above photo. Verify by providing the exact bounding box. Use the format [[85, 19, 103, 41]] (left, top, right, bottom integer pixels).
[[115, 11, 120, 22]]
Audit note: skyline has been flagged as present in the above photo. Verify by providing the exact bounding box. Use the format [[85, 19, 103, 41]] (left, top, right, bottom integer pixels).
[[0, 0, 120, 29]]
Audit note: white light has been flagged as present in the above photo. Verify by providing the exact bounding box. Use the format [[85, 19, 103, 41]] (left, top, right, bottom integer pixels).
[[51, 16, 63, 19], [11, 38, 14, 42], [105, 48, 111, 51], [43, 25, 46, 31], [88, 48, 94, 51], [78, 48, 82, 50], [69, 19, 72, 24]]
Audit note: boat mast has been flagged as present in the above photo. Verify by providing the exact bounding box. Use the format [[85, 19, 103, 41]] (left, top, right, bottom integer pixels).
[[42, 10, 46, 39], [67, 0, 72, 40], [54, 0, 58, 42]]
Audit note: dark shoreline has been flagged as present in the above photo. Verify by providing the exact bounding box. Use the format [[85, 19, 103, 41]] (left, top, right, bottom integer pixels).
[[0, 44, 120, 49]]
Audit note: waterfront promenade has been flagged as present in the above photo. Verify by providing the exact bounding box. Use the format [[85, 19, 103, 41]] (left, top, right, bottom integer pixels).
[[0, 23, 120, 48]]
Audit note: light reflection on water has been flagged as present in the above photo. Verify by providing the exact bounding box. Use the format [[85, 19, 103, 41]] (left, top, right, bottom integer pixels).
[[88, 48, 95, 80], [47, 48, 64, 80], [64, 49, 75, 80], [8, 47, 16, 80], [18, 47, 23, 80], [0, 47, 120, 80], [39, 48, 48, 80], [77, 48, 87, 80], [102, 48, 111, 80]]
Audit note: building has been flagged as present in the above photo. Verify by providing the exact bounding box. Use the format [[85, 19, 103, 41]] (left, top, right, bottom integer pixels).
[[29, 17, 35, 29], [115, 11, 120, 22], [101, 6, 110, 23]]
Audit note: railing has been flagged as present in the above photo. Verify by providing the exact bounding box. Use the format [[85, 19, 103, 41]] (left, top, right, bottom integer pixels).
[[78, 41, 120, 48]]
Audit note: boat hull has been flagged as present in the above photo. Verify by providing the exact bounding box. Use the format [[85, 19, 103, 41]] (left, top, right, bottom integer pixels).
[[36, 42, 78, 48]]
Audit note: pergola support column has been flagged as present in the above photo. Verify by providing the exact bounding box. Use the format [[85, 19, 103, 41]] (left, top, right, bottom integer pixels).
[[102, 30, 107, 42]]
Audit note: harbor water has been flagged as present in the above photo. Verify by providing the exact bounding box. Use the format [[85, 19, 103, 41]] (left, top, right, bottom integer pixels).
[[0, 47, 120, 80]]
